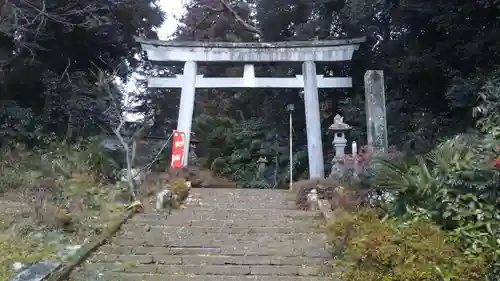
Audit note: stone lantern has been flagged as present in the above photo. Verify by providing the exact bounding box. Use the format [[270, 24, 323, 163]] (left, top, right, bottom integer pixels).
[[189, 133, 200, 147], [255, 149, 268, 179], [188, 133, 200, 166], [328, 114, 352, 158]]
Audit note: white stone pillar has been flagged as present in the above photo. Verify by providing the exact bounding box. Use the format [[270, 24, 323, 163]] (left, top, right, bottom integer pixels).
[[302, 60, 325, 178], [177, 61, 197, 167], [351, 141, 358, 155]]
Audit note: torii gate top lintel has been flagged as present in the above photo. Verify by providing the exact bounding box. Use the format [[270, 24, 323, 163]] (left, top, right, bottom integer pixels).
[[134, 36, 366, 49], [135, 36, 366, 62]]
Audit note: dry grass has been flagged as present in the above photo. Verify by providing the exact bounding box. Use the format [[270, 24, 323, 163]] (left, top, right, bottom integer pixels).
[[157, 167, 238, 188], [293, 178, 369, 212], [0, 141, 127, 279]]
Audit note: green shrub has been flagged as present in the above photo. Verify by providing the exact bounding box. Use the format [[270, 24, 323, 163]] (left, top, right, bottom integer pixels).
[[293, 178, 369, 211], [373, 136, 500, 271], [327, 208, 488, 281]]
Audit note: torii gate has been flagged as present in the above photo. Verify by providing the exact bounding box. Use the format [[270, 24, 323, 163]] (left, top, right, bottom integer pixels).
[[136, 37, 388, 179]]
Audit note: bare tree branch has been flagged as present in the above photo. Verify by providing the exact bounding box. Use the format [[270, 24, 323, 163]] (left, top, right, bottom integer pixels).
[[219, 0, 261, 35], [108, 92, 137, 201], [205, 0, 262, 35], [90, 60, 138, 202], [90, 61, 175, 204]]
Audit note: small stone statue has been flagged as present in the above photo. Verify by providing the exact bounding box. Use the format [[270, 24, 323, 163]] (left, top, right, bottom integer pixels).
[[329, 158, 344, 179], [156, 186, 175, 214], [256, 156, 268, 178], [307, 188, 319, 211]]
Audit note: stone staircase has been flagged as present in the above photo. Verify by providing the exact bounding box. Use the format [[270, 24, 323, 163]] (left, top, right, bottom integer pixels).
[[71, 188, 336, 281]]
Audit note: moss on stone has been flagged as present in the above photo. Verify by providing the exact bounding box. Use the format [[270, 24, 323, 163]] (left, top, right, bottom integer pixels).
[[0, 237, 58, 280]]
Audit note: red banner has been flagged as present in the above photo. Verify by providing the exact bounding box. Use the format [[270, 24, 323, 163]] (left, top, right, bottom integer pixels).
[[171, 131, 186, 168]]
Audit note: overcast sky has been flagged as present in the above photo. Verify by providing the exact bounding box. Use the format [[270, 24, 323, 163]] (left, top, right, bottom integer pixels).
[[157, 0, 186, 40], [122, 0, 186, 121]]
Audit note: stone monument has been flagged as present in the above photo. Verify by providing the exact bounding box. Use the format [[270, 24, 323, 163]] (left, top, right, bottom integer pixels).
[[364, 70, 388, 155]]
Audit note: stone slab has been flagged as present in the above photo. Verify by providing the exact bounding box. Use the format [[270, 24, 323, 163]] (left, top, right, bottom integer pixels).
[[91, 253, 328, 266], [97, 245, 308, 258], [184, 203, 295, 210], [91, 254, 154, 264], [135, 213, 316, 221], [98, 245, 224, 256], [9, 261, 61, 281], [83, 263, 326, 276], [85, 263, 253, 275], [120, 225, 321, 234], [117, 231, 326, 244], [181, 208, 315, 217], [72, 272, 337, 281]]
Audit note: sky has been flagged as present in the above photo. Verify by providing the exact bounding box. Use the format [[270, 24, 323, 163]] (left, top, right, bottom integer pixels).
[[157, 0, 187, 40], [123, 0, 186, 121]]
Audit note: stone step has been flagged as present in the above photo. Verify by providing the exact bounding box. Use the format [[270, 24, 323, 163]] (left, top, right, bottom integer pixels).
[[186, 198, 294, 204], [97, 245, 330, 258], [184, 203, 296, 209], [109, 235, 325, 248], [81, 263, 329, 276], [117, 230, 326, 242], [128, 219, 320, 228], [71, 272, 337, 281], [99, 245, 222, 255], [160, 214, 318, 222], [137, 212, 317, 221], [109, 237, 326, 251], [187, 194, 293, 200], [188, 189, 293, 197], [115, 234, 326, 246], [186, 196, 294, 202], [120, 225, 324, 234], [170, 208, 316, 217], [133, 212, 314, 220], [134, 212, 317, 221], [128, 218, 316, 227], [90, 253, 329, 266], [183, 202, 294, 207]]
